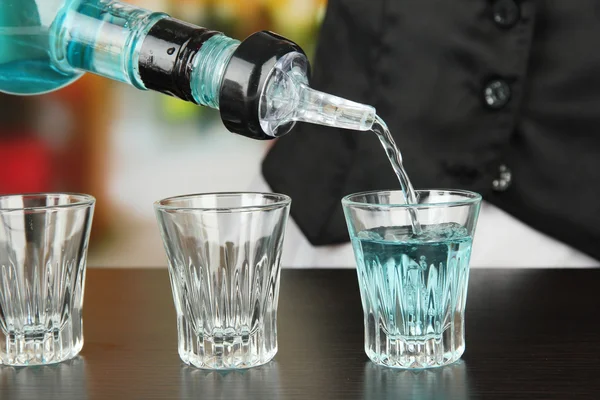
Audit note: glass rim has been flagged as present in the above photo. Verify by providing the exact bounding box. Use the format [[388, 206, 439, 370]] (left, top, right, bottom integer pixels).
[[154, 191, 292, 212], [0, 192, 96, 212], [341, 189, 482, 209]]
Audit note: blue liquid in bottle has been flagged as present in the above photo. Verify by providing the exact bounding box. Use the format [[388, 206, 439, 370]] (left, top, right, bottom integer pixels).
[[0, 0, 237, 101], [0, 0, 168, 95], [0, 0, 77, 94]]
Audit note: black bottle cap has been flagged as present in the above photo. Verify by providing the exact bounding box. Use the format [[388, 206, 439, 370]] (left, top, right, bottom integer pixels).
[[139, 18, 219, 103], [219, 31, 309, 140]]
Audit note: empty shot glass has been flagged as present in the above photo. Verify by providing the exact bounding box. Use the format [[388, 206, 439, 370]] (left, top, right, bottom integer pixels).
[[0, 193, 95, 366], [155, 192, 291, 369], [342, 190, 481, 368]]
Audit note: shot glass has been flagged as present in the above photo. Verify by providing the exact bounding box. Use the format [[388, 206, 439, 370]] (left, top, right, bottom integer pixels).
[[155, 192, 291, 369], [342, 189, 481, 368], [0, 193, 95, 366]]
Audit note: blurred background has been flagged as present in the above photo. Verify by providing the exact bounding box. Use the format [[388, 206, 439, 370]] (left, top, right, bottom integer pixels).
[[0, 0, 327, 267]]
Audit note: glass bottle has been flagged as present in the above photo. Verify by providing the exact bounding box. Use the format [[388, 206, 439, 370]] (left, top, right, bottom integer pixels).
[[0, 0, 375, 139]]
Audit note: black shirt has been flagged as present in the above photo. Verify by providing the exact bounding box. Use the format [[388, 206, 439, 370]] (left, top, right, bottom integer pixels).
[[262, 0, 600, 262]]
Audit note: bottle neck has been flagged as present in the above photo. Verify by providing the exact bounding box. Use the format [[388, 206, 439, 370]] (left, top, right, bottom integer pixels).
[[138, 18, 239, 108], [53, 0, 239, 109], [51, 1, 375, 139]]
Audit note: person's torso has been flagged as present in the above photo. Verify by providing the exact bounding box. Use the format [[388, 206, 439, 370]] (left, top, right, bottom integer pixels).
[[262, 0, 600, 262]]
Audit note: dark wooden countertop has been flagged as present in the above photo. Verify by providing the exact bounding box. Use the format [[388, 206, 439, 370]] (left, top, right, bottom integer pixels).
[[0, 268, 598, 399]]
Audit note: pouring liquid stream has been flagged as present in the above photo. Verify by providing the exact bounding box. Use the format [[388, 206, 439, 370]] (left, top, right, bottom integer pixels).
[[371, 116, 423, 235], [259, 72, 422, 234]]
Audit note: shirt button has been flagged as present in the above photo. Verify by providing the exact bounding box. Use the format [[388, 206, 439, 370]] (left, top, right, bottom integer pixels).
[[492, 164, 512, 191], [492, 0, 520, 29], [483, 79, 511, 109]]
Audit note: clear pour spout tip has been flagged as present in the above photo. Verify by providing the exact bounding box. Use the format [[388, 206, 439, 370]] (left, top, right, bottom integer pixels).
[[259, 54, 376, 136], [295, 84, 376, 131]]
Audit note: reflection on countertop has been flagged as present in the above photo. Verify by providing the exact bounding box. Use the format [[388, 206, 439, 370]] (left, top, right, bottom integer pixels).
[[0, 357, 88, 400], [179, 362, 282, 400], [362, 360, 471, 400]]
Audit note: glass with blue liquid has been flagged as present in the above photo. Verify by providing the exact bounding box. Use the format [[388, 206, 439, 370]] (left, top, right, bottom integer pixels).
[[342, 189, 481, 368]]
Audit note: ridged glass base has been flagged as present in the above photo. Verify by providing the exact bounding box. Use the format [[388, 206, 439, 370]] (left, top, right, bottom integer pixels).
[[177, 317, 277, 369], [0, 319, 83, 366], [365, 322, 465, 369]]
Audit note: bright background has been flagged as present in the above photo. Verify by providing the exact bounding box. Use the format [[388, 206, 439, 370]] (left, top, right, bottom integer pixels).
[[0, 0, 327, 267]]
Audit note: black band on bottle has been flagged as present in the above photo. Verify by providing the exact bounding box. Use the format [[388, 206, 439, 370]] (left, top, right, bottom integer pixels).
[[139, 18, 219, 103], [219, 31, 308, 140]]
